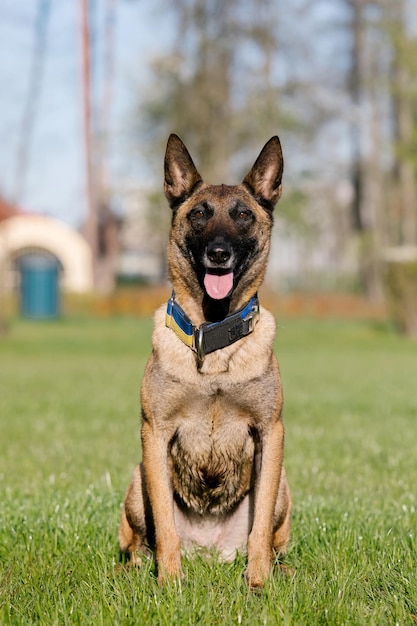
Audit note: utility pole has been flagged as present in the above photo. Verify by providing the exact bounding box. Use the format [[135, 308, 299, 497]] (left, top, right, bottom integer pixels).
[[80, 0, 98, 285], [99, 0, 117, 196]]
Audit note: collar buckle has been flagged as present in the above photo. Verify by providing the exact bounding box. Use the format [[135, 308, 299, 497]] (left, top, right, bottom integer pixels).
[[194, 325, 205, 362], [166, 293, 259, 361], [243, 300, 260, 333]]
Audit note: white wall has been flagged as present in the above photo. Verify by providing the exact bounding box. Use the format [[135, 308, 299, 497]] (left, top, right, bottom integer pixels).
[[0, 215, 93, 292]]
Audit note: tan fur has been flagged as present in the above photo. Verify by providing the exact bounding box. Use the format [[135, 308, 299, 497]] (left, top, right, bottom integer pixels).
[[119, 135, 291, 589]]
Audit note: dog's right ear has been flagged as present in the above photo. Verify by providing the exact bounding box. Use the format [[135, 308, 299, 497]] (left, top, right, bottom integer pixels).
[[164, 134, 203, 209], [242, 136, 284, 212]]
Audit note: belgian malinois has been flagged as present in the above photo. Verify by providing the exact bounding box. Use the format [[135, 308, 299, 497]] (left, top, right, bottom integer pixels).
[[119, 134, 291, 589]]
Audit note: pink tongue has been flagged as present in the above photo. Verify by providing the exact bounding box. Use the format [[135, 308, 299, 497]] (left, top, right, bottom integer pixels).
[[204, 271, 234, 299]]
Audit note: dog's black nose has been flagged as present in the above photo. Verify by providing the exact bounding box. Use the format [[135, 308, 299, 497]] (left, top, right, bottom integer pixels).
[[206, 239, 232, 265]]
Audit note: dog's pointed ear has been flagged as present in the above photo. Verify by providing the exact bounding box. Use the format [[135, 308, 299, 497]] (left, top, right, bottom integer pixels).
[[164, 134, 203, 209], [242, 136, 284, 210]]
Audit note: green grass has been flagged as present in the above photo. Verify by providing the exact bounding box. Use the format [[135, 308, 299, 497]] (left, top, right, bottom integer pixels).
[[1, 315, 416, 625]]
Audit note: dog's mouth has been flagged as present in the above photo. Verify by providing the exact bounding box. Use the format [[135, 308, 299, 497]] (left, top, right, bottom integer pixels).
[[203, 269, 234, 300]]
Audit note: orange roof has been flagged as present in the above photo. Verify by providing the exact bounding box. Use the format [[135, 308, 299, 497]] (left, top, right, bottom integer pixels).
[[0, 197, 21, 222]]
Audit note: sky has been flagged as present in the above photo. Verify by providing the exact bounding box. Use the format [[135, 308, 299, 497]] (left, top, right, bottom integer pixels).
[[0, 0, 171, 227]]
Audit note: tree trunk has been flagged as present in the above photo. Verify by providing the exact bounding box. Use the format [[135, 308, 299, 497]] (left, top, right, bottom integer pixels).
[[348, 0, 382, 298], [391, 65, 417, 246]]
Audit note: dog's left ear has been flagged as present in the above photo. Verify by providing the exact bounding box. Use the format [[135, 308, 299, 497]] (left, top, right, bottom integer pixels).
[[164, 134, 203, 209], [242, 136, 284, 209]]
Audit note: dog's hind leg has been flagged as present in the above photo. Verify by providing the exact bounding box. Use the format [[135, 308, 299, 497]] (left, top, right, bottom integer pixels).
[[272, 467, 292, 560], [119, 463, 154, 565]]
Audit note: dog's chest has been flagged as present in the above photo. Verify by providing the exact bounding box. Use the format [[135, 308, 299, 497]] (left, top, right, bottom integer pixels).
[[147, 305, 280, 515], [167, 387, 259, 515]]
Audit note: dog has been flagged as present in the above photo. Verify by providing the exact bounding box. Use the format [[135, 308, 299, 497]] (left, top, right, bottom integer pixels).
[[119, 134, 291, 589]]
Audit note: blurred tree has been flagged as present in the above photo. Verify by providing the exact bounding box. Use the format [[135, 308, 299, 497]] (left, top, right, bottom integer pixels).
[[133, 0, 309, 279], [340, 0, 417, 300], [383, 0, 417, 335], [387, 0, 417, 247], [324, 1, 385, 299], [346, 0, 384, 299], [138, 0, 296, 181], [128, 0, 417, 304]]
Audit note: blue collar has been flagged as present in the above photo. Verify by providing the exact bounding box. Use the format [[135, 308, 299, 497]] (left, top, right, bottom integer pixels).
[[166, 293, 260, 361]]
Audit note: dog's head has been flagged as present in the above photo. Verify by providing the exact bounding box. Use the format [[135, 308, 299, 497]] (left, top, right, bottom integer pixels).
[[164, 134, 283, 313]]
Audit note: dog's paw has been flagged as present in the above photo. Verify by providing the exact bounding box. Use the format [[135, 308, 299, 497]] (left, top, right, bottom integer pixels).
[[156, 549, 183, 586], [245, 567, 266, 590], [119, 547, 152, 569], [129, 549, 151, 567], [277, 562, 295, 577], [245, 552, 272, 590]]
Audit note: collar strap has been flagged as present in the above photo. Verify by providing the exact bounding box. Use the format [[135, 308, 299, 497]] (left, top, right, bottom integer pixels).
[[166, 292, 260, 361]]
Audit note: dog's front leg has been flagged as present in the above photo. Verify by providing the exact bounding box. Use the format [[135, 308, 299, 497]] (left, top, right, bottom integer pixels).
[[246, 418, 284, 589], [142, 419, 182, 584]]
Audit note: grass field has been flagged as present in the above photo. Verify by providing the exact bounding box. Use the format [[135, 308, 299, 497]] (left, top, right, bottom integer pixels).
[[1, 314, 416, 625]]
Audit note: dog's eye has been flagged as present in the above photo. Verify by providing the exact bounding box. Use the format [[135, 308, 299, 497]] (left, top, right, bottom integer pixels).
[[230, 205, 254, 223], [188, 207, 206, 222], [234, 208, 254, 223], [188, 204, 212, 224]]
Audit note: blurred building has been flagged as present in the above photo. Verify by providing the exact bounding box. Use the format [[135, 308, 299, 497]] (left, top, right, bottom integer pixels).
[[0, 199, 93, 294]]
